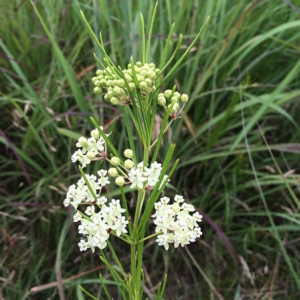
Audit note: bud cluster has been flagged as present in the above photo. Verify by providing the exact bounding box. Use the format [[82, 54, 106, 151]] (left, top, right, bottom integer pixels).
[[158, 89, 189, 116], [152, 195, 203, 250], [92, 62, 160, 106]]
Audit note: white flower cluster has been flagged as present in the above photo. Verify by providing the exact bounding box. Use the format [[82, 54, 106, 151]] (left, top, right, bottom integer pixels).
[[63, 171, 110, 209], [71, 127, 109, 168], [157, 89, 189, 116], [64, 172, 128, 252], [92, 62, 160, 105], [152, 195, 203, 250]]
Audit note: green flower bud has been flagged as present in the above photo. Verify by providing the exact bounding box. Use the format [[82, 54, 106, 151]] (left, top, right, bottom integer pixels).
[[111, 156, 121, 166], [149, 63, 156, 69], [169, 102, 179, 113], [172, 202, 180, 213], [94, 87, 102, 95], [141, 70, 147, 77], [115, 176, 125, 186], [139, 81, 147, 90], [78, 137, 87, 146], [113, 86, 123, 96], [108, 167, 118, 177], [158, 97, 166, 106], [110, 97, 120, 105], [145, 78, 153, 87], [137, 74, 145, 82], [155, 68, 160, 73], [106, 91, 114, 99], [164, 89, 172, 98], [129, 82, 136, 90], [147, 70, 156, 79], [125, 74, 133, 82], [90, 129, 99, 139], [86, 151, 96, 160], [94, 80, 101, 87], [118, 79, 125, 87], [96, 70, 102, 76], [136, 61, 143, 67], [181, 94, 189, 103], [170, 96, 178, 103], [124, 149, 133, 158], [100, 79, 106, 86], [124, 159, 134, 169], [107, 79, 113, 87], [158, 93, 165, 98], [92, 76, 98, 83], [174, 91, 181, 99]]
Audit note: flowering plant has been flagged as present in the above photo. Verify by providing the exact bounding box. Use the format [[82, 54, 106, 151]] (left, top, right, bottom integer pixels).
[[64, 5, 209, 299]]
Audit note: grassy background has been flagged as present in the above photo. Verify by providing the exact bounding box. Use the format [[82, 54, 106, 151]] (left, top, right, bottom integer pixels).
[[1, 0, 300, 299]]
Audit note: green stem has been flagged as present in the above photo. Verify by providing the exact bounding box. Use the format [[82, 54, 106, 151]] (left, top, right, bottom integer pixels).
[[110, 231, 133, 245], [150, 119, 174, 149], [139, 231, 162, 243]]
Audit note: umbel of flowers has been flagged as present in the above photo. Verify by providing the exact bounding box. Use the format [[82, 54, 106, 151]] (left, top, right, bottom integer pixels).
[[64, 127, 203, 253]]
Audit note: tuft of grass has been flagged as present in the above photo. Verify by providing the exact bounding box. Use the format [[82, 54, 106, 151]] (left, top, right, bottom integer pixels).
[[1, 0, 300, 299]]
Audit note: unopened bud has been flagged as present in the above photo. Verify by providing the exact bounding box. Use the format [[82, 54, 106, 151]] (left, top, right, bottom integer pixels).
[[181, 94, 189, 103], [94, 80, 101, 87], [110, 97, 120, 105], [111, 156, 121, 166], [124, 149, 133, 158], [94, 87, 102, 95], [164, 89, 172, 98], [147, 70, 156, 79], [139, 81, 147, 90], [170, 96, 178, 103], [86, 151, 96, 160], [172, 202, 180, 213], [113, 86, 122, 95], [108, 168, 118, 177], [145, 78, 153, 87], [91, 129, 99, 139], [158, 97, 166, 106], [78, 137, 87, 146], [124, 159, 134, 169], [115, 176, 125, 186]]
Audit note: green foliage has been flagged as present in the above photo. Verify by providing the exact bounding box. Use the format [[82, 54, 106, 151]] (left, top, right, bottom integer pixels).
[[1, 0, 300, 299]]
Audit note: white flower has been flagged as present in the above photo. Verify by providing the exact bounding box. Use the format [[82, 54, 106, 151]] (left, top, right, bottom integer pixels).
[[73, 212, 82, 222], [97, 169, 110, 186], [111, 216, 128, 236], [156, 233, 173, 250], [71, 149, 91, 168], [143, 161, 162, 186], [76, 137, 89, 154], [78, 239, 88, 251], [109, 199, 126, 219], [128, 168, 147, 189], [87, 137, 104, 153], [85, 206, 95, 216], [96, 196, 107, 206]]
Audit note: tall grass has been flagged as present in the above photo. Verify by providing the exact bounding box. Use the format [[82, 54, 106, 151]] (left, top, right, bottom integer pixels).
[[1, 0, 300, 299]]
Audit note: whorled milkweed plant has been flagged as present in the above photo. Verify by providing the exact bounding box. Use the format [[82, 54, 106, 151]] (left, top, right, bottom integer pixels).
[[64, 4, 209, 299]]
